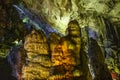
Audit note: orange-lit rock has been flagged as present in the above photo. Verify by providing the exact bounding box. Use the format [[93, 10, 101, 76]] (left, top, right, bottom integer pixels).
[[49, 20, 92, 80], [23, 29, 51, 80]]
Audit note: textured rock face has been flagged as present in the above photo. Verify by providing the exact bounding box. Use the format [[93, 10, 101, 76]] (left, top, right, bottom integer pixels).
[[49, 20, 92, 80], [21, 2, 120, 75], [24, 30, 49, 54], [50, 38, 77, 80], [23, 30, 51, 80], [23, 0, 120, 34]]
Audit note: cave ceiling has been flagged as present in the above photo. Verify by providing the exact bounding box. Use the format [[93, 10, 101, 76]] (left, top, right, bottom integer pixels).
[[0, 0, 120, 42], [23, 0, 120, 34]]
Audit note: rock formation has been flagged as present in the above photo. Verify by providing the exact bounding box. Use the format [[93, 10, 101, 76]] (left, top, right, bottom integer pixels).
[[23, 29, 51, 80], [49, 20, 92, 80]]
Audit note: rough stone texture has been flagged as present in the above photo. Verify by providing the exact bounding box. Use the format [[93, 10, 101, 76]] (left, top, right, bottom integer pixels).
[[23, 0, 120, 34], [49, 20, 92, 80], [49, 38, 77, 80], [24, 30, 49, 54], [23, 29, 51, 80], [20, 1, 120, 76]]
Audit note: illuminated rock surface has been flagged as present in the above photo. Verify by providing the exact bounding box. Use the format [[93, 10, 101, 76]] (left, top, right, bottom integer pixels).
[[21, 2, 120, 76], [49, 20, 92, 80], [24, 30, 51, 80], [23, 0, 120, 34]]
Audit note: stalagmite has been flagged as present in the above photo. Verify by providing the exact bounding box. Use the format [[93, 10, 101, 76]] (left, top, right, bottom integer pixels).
[[23, 29, 51, 80], [49, 20, 92, 80]]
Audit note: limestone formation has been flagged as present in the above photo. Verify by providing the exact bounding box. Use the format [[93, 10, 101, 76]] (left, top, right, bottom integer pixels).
[[49, 20, 92, 80], [23, 29, 51, 80]]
